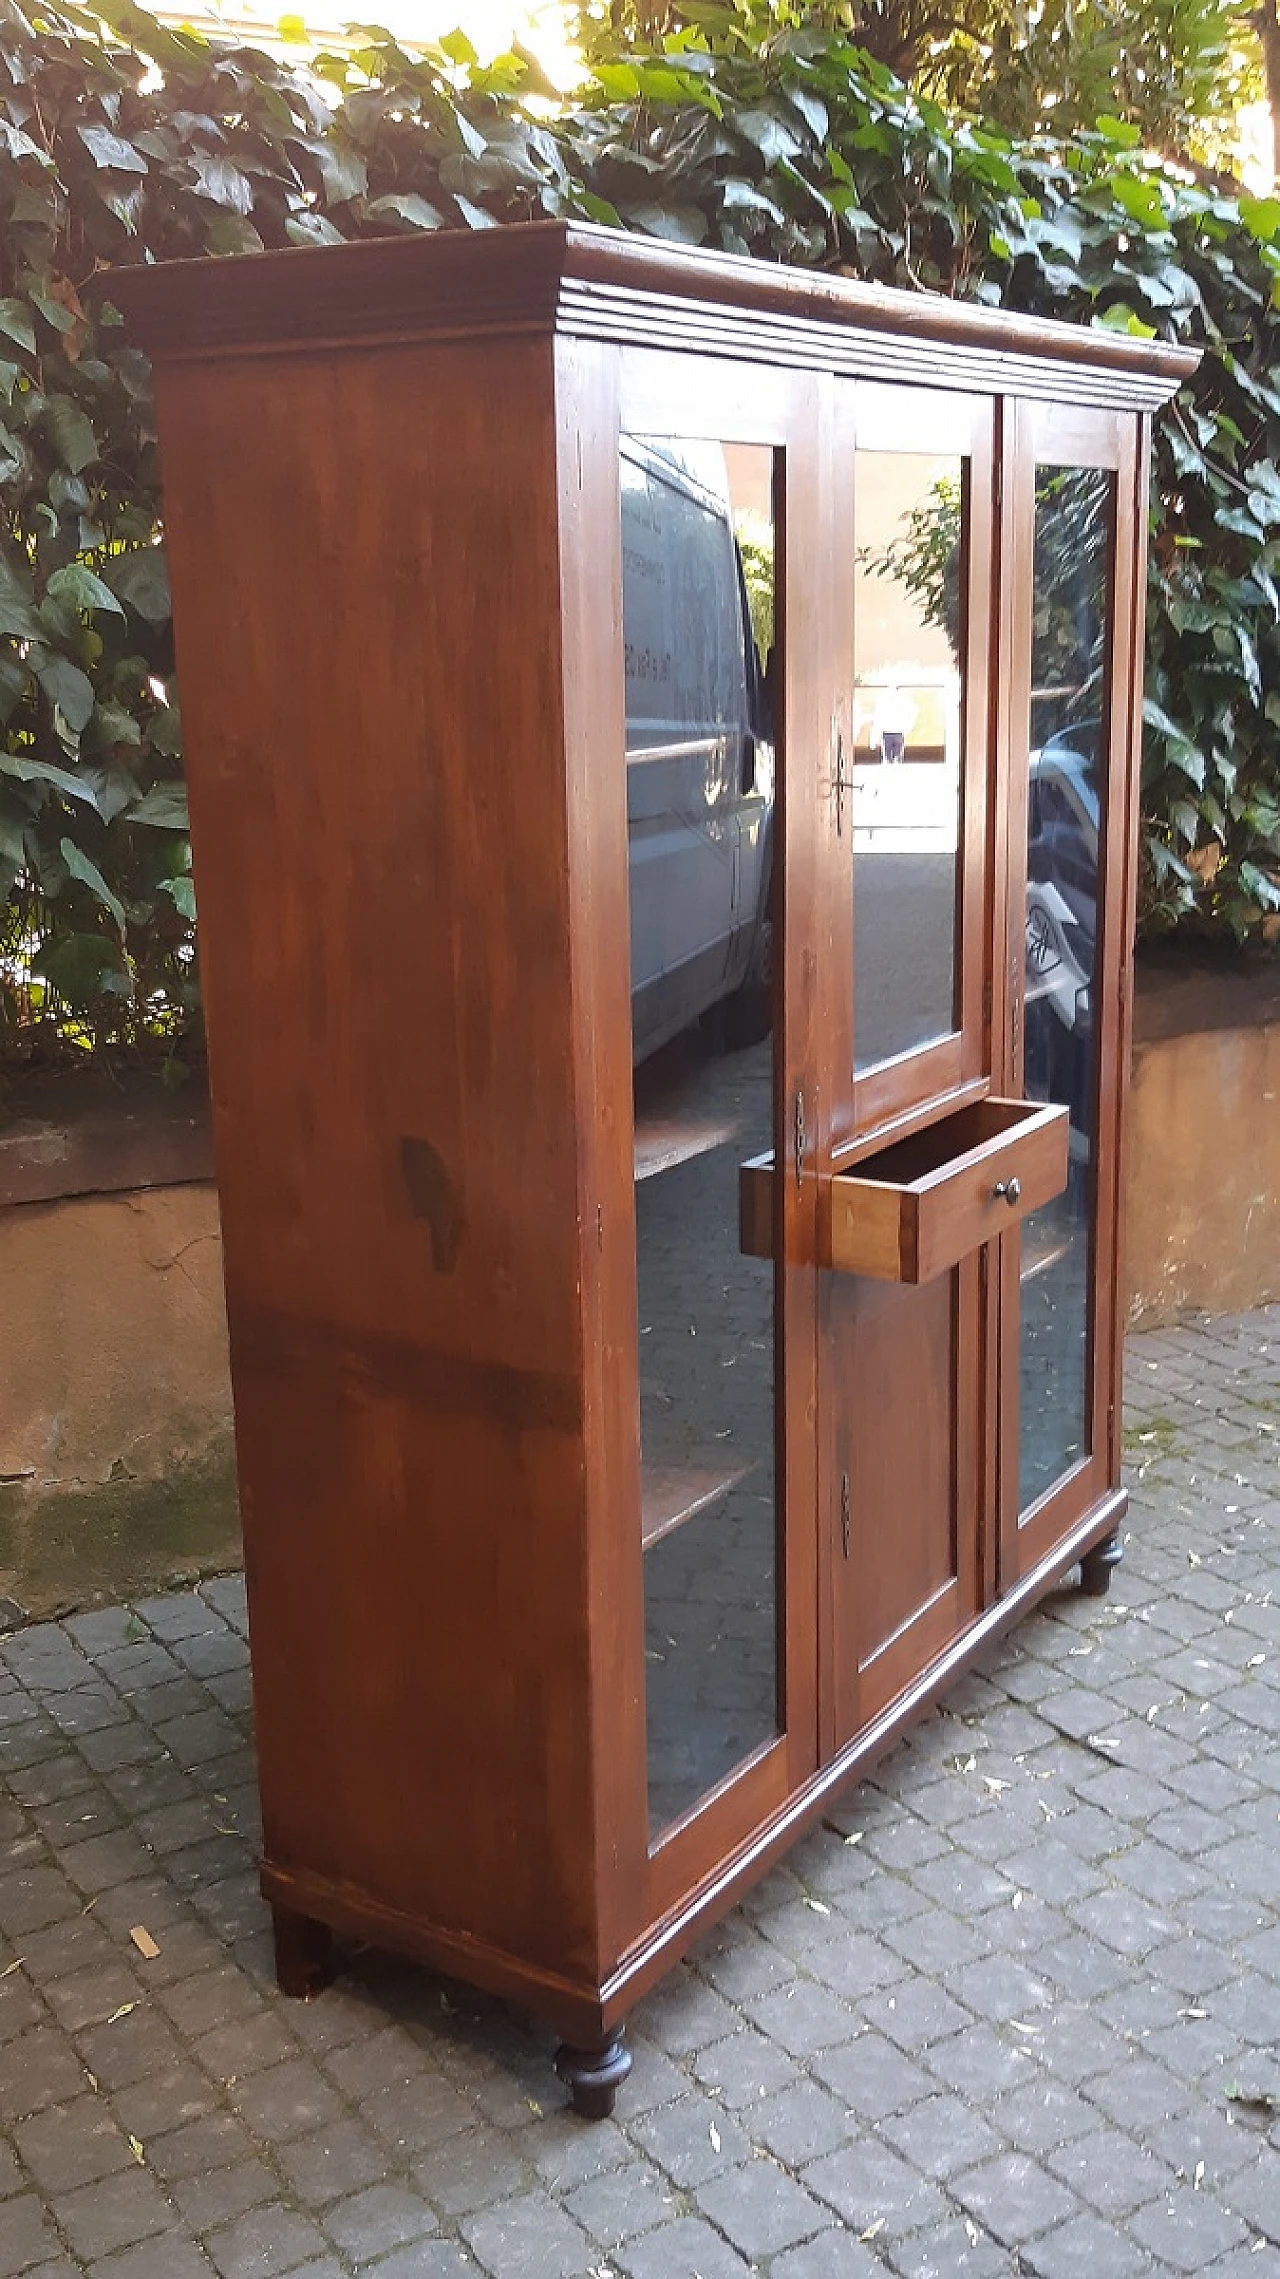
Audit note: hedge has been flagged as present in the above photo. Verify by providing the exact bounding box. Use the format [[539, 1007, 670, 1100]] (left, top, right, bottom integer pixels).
[[1, 0, 1277, 1073]]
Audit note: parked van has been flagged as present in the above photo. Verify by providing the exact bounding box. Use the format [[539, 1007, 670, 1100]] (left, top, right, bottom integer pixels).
[[621, 437, 773, 1063]]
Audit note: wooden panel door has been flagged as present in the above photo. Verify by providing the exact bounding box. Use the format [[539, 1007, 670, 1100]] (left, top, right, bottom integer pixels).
[[995, 402, 1145, 1585], [819, 384, 998, 1751]]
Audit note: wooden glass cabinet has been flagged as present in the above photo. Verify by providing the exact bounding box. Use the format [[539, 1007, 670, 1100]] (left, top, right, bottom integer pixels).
[[119, 226, 1195, 2115]]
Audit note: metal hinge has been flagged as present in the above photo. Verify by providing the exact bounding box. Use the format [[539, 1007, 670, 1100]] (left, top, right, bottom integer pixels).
[[794, 1086, 806, 1188], [840, 1471, 851, 1559]]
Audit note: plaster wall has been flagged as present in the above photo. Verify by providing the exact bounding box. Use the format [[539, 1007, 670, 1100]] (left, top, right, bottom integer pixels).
[[2, 964, 1275, 1613]]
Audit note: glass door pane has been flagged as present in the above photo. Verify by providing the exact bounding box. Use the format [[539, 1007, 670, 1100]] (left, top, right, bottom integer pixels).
[[1018, 465, 1116, 1512], [621, 435, 782, 1838], [852, 448, 967, 1076]]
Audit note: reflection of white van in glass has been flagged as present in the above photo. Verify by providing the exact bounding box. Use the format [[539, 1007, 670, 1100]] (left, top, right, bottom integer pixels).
[[621, 438, 773, 1063]]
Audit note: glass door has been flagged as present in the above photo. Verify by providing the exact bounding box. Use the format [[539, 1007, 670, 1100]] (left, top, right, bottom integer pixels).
[[998, 403, 1142, 1582], [615, 354, 822, 1919], [820, 384, 996, 1749], [828, 385, 994, 1153]]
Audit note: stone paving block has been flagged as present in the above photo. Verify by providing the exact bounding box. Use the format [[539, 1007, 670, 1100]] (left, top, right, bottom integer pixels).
[[274, 2114, 388, 2206], [880, 2089, 1003, 2181], [323, 2180, 440, 2261], [410, 2124, 533, 2217], [748, 2077, 855, 2165], [885, 2215, 1013, 2276], [0, 2193, 61, 2277], [772, 2232, 895, 2278], [694, 2158, 832, 2258], [802, 2137, 949, 2240], [952, 2150, 1082, 2247], [14, 2098, 136, 2195], [203, 2205, 332, 2279], [745, 1977, 859, 2058], [808, 2029, 933, 2119], [460, 2188, 592, 2279], [1045, 2125, 1181, 2218], [353, 2246, 479, 2279], [617, 2216, 751, 2277], [110, 2060, 219, 2142], [1021, 2209, 1154, 2278], [1128, 2185, 1250, 2270], [628, 2091, 751, 2189], [48, 2170, 175, 2263], [688, 2028, 798, 2108], [565, 2156, 675, 2244], [170, 2156, 280, 2233], [85, 2246, 217, 2279]]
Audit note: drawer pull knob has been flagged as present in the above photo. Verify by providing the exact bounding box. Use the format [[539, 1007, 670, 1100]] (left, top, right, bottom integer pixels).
[[992, 1176, 1022, 1206]]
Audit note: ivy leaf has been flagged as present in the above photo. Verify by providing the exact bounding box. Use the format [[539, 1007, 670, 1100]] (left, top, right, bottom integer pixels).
[[157, 873, 196, 919], [0, 297, 36, 354], [46, 564, 125, 617], [129, 783, 189, 829], [285, 211, 346, 247], [0, 754, 102, 809], [60, 835, 126, 933], [205, 213, 266, 255], [36, 653, 95, 734], [43, 397, 99, 474], [0, 552, 42, 641], [365, 192, 445, 230], [105, 548, 171, 624], [301, 135, 368, 205], [187, 151, 254, 213], [78, 123, 149, 175]]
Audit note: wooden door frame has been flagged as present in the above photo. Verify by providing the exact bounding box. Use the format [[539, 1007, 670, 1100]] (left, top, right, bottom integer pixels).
[[581, 346, 825, 1935], [824, 381, 998, 1158]]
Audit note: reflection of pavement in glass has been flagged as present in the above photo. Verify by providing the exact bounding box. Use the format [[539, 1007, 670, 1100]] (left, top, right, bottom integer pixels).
[[635, 1037, 778, 1835], [853, 848, 959, 1072], [1018, 1162, 1092, 1511]]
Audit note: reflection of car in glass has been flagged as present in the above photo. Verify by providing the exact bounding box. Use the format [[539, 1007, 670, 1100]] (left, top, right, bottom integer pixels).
[[1025, 727, 1099, 1134], [622, 439, 773, 1064]]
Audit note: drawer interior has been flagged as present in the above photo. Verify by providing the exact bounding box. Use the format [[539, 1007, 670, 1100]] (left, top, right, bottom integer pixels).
[[843, 1098, 1037, 1192]]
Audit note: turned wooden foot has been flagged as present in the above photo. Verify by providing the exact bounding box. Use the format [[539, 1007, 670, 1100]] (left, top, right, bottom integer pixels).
[[554, 2032, 631, 2119], [1080, 1528, 1124, 1598], [271, 1905, 335, 1999]]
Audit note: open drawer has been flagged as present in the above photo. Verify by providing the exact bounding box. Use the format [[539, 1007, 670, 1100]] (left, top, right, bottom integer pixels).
[[825, 1097, 1068, 1284]]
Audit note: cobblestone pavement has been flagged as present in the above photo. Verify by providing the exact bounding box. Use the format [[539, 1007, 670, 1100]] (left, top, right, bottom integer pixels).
[[2, 1306, 1278, 2279]]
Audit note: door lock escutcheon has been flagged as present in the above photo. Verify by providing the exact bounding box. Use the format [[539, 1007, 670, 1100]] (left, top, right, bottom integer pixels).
[[834, 728, 850, 837]]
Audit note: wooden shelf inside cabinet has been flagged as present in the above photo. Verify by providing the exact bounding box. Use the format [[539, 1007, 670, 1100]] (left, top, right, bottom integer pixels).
[[825, 1098, 1069, 1285], [641, 1461, 758, 1552]]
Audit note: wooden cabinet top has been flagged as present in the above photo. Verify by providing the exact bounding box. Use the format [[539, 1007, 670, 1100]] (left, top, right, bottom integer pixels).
[[116, 218, 1197, 409]]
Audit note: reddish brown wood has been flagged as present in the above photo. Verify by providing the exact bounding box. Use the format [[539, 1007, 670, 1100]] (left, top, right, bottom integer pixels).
[[113, 221, 1195, 409], [122, 223, 1190, 2101], [825, 1098, 1068, 1283]]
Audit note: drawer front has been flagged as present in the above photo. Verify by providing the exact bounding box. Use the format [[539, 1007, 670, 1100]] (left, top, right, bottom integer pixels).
[[826, 1099, 1069, 1283]]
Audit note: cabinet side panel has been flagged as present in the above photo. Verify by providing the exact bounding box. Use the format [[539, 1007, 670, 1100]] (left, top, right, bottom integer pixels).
[[153, 338, 598, 1977]]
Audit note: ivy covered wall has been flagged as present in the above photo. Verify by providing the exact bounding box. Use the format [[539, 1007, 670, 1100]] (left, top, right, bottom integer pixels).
[[1, 0, 1278, 1074]]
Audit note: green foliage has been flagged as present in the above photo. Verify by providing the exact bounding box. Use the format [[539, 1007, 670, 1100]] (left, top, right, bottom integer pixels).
[[1, 0, 1278, 1073]]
